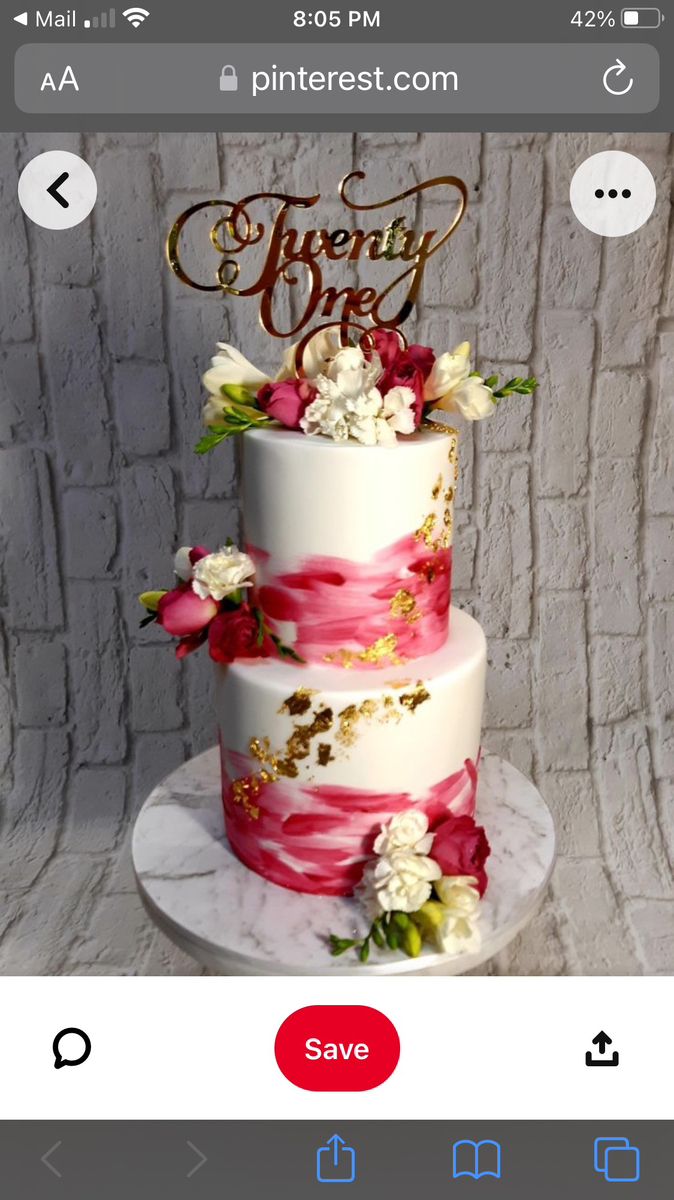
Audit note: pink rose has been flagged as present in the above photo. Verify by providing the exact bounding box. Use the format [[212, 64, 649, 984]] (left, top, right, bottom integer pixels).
[[257, 379, 317, 430], [208, 603, 275, 664], [431, 814, 491, 897], [157, 586, 218, 637]]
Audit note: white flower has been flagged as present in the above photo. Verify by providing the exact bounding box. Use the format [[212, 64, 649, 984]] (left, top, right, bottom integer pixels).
[[423, 341, 496, 422], [300, 348, 415, 446], [279, 328, 343, 380], [434, 875, 482, 955], [381, 385, 416, 436], [370, 851, 441, 914], [191, 546, 255, 601], [173, 546, 194, 582], [202, 343, 271, 396], [202, 394, 230, 429], [374, 810, 434, 857]]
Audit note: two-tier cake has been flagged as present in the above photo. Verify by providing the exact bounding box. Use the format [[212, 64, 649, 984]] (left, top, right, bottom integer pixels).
[[141, 330, 536, 961]]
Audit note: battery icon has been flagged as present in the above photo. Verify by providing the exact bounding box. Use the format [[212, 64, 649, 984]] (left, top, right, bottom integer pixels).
[[621, 7, 663, 25]]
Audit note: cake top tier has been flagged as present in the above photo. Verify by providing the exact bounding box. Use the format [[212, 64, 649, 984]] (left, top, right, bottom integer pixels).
[[242, 423, 459, 669]]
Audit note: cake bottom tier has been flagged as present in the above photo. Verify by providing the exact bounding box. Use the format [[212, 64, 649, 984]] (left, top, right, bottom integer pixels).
[[214, 606, 486, 896]]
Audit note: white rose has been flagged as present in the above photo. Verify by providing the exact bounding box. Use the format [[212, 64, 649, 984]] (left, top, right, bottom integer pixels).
[[423, 341, 496, 423], [434, 875, 482, 955], [173, 546, 194, 582], [374, 810, 434, 857], [191, 546, 255, 601], [202, 343, 271, 395], [371, 850, 441, 914]]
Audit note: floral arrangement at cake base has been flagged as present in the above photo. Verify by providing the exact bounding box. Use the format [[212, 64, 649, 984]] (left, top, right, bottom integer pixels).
[[139, 543, 301, 663], [329, 809, 491, 962]]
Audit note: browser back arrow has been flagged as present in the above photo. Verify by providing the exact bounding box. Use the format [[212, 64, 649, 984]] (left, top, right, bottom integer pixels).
[[41, 1141, 63, 1178]]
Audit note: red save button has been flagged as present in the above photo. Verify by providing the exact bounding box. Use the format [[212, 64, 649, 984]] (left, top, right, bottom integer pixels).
[[274, 1005, 400, 1091]]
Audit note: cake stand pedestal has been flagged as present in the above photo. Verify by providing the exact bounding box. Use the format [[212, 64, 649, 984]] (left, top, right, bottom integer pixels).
[[132, 749, 555, 976]]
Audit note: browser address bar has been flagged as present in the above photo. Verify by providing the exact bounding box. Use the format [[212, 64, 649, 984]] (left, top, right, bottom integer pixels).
[[14, 42, 659, 114]]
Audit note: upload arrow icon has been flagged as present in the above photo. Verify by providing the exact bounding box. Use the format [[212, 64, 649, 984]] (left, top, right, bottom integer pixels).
[[18, 150, 97, 229], [586, 1030, 619, 1067]]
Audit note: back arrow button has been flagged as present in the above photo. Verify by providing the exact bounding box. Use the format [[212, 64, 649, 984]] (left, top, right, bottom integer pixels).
[[46, 171, 70, 208]]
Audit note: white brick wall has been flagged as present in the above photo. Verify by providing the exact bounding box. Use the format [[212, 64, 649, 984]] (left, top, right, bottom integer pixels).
[[0, 131, 672, 975]]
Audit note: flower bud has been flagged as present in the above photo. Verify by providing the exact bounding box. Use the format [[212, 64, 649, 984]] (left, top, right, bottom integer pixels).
[[401, 923, 422, 958]]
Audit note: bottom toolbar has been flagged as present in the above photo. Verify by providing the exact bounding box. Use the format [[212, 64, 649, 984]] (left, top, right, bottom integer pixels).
[[1, 1122, 669, 1198]]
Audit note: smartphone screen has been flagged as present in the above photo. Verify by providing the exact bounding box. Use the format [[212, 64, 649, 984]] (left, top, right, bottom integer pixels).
[[0, 0, 672, 1192]]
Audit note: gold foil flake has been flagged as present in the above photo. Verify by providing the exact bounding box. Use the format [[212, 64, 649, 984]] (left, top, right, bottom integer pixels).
[[309, 706, 334, 735], [336, 704, 359, 747], [399, 681, 431, 713], [431, 474, 443, 500], [454, 463, 460, 482], [360, 633, 403, 665], [359, 699, 378, 718], [444, 486, 454, 503], [426, 421, 452, 435], [317, 743, 334, 766], [443, 507, 453, 529], [389, 678, 413, 689], [324, 633, 403, 669], [415, 512, 437, 547], [275, 756, 299, 779], [388, 588, 414, 624], [231, 775, 261, 821], [279, 687, 316, 716], [249, 736, 272, 764]]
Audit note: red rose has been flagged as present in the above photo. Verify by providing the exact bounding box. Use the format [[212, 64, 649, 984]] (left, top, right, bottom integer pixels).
[[431, 814, 491, 897], [407, 343, 435, 381], [257, 379, 317, 430], [370, 338, 435, 428], [208, 603, 274, 664], [367, 328, 403, 369], [157, 585, 218, 637]]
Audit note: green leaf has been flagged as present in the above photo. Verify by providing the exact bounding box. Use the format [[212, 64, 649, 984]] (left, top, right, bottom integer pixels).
[[271, 634, 305, 663], [359, 940, 370, 964], [139, 613, 158, 629], [194, 428, 233, 455], [329, 935, 358, 957]]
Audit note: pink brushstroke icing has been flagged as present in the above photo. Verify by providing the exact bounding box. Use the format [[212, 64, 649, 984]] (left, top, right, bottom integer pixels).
[[220, 745, 479, 896], [248, 534, 451, 668]]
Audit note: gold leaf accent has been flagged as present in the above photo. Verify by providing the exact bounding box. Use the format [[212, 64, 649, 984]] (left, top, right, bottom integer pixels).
[[414, 512, 437, 547], [279, 687, 316, 716], [399, 681, 431, 712], [388, 585, 414, 624], [444, 486, 454, 503], [317, 743, 334, 766], [431, 474, 443, 500], [324, 632, 403, 669]]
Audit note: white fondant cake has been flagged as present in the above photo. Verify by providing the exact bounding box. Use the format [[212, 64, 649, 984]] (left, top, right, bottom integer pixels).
[[214, 426, 487, 897]]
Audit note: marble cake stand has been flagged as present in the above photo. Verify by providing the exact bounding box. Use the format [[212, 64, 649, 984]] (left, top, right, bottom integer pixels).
[[132, 749, 555, 976]]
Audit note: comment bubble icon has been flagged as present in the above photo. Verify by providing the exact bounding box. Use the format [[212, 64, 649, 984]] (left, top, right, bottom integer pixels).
[[53, 1027, 92, 1070]]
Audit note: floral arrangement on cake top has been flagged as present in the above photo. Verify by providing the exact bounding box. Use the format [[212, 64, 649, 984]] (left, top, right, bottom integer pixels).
[[138, 543, 302, 663], [329, 809, 491, 962], [196, 328, 537, 453]]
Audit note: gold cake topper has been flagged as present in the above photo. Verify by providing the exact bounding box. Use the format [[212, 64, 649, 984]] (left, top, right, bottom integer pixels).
[[166, 171, 468, 350]]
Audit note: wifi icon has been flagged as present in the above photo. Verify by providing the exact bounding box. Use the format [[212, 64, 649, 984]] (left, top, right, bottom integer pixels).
[[122, 6, 150, 25]]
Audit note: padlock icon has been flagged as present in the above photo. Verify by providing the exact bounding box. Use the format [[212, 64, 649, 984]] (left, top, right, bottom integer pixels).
[[219, 65, 238, 92]]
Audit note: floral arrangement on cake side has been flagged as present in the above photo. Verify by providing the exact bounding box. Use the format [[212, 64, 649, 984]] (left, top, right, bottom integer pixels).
[[196, 328, 537, 452], [138, 543, 302, 664], [329, 808, 490, 962]]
